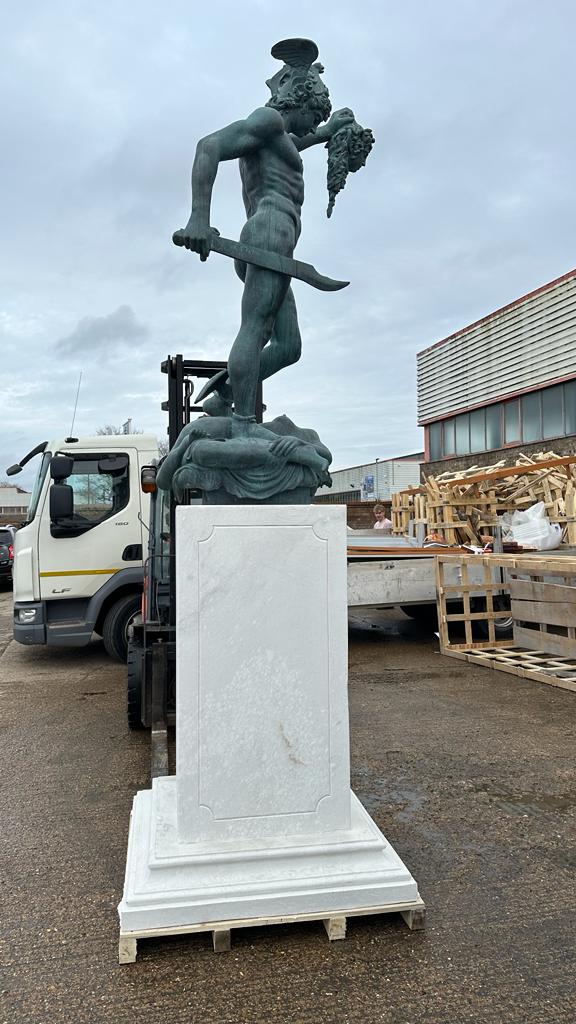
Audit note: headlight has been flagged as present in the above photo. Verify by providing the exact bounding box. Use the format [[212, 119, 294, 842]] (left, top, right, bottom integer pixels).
[[18, 608, 37, 623]]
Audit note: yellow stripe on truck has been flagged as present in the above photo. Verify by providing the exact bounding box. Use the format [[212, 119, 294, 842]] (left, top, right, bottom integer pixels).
[[39, 569, 120, 577]]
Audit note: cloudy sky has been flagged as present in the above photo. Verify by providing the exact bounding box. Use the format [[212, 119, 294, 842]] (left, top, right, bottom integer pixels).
[[2, 0, 576, 487]]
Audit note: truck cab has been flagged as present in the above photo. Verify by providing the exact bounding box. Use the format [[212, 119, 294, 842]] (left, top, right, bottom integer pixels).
[[11, 434, 159, 660]]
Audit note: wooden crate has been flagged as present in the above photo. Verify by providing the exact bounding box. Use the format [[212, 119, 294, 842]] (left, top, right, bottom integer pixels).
[[435, 552, 576, 692]]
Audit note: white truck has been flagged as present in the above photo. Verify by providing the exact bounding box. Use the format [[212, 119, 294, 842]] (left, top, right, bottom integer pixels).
[[10, 434, 158, 660]]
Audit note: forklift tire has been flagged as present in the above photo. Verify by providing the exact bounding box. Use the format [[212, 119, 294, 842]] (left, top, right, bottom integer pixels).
[[127, 640, 145, 730], [102, 594, 141, 662]]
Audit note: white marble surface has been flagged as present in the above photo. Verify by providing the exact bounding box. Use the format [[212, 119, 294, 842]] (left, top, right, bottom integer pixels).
[[119, 777, 420, 932], [176, 505, 350, 843], [119, 505, 422, 940]]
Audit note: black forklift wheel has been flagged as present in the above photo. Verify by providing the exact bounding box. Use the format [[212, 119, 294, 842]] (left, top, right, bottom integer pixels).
[[127, 639, 145, 730]]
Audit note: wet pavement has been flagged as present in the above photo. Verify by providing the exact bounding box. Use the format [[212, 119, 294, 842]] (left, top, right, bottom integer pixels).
[[1, 590, 575, 1023]]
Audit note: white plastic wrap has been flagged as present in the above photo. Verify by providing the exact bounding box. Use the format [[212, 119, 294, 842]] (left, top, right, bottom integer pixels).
[[509, 519, 563, 551]]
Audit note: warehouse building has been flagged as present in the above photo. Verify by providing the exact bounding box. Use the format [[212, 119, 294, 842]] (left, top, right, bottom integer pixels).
[[0, 485, 30, 525], [418, 268, 576, 475], [316, 453, 423, 504]]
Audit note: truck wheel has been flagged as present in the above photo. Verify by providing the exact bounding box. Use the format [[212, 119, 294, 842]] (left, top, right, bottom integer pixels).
[[127, 640, 145, 730], [400, 604, 438, 630], [102, 594, 141, 662], [471, 596, 513, 640]]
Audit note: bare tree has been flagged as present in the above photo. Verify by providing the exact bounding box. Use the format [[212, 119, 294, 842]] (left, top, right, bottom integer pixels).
[[95, 424, 143, 435]]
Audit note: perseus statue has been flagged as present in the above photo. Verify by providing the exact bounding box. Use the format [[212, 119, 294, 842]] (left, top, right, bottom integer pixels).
[[166, 38, 374, 504]]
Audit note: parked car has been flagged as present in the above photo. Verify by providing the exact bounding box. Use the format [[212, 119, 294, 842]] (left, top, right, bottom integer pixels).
[[0, 526, 16, 584]]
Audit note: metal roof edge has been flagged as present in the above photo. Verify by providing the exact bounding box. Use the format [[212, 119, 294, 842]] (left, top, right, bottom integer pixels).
[[417, 267, 576, 359]]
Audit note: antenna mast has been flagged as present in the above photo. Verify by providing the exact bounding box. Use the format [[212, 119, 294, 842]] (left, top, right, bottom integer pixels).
[[67, 371, 83, 441]]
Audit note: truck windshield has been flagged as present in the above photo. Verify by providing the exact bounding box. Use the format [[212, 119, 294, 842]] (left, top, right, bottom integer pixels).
[[26, 451, 51, 523]]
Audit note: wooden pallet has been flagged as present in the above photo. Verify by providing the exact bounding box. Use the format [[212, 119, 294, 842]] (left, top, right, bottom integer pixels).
[[448, 646, 576, 693], [436, 552, 576, 693], [118, 898, 426, 963]]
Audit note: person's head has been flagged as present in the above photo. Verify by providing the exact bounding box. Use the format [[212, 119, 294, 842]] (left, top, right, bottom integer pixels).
[[373, 504, 387, 521], [266, 38, 331, 137]]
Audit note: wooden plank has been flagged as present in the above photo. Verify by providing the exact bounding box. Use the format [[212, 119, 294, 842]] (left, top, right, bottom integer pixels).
[[462, 561, 472, 647], [523, 669, 576, 693], [401, 906, 426, 930], [509, 579, 576, 604], [513, 624, 576, 658], [445, 611, 516, 622], [323, 916, 347, 941], [510, 598, 576, 629], [212, 929, 232, 952], [432, 454, 576, 490], [117, 899, 426, 960], [457, 646, 576, 692], [119, 936, 138, 964]]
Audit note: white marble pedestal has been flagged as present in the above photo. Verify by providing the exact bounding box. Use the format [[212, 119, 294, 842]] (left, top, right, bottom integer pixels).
[[118, 506, 423, 961]]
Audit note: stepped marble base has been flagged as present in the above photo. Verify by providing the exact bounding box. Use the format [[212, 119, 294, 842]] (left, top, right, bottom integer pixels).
[[118, 776, 421, 946]]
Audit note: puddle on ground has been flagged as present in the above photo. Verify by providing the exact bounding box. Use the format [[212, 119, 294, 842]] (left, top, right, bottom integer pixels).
[[354, 771, 427, 821], [473, 784, 576, 817]]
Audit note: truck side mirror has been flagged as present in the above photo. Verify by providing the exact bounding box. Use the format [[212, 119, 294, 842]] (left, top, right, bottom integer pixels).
[[50, 455, 74, 481], [50, 484, 74, 521]]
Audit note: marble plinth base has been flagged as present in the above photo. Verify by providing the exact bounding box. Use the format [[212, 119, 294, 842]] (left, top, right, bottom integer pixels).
[[119, 506, 422, 956], [118, 776, 420, 935]]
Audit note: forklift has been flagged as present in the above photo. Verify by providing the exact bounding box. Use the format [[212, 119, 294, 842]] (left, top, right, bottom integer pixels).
[[127, 355, 263, 778]]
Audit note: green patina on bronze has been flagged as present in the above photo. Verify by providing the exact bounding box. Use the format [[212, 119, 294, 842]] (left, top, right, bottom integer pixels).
[[166, 37, 374, 504]]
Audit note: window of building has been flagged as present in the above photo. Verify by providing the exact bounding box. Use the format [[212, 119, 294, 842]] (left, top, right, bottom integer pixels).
[[443, 418, 456, 455], [429, 378, 576, 460], [455, 414, 470, 455], [521, 391, 541, 443], [504, 400, 520, 443], [565, 380, 576, 435], [485, 403, 502, 449], [429, 421, 442, 461], [469, 408, 485, 453], [542, 384, 564, 439]]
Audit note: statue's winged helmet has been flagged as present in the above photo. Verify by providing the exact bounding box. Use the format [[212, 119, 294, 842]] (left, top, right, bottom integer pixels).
[[266, 38, 331, 122]]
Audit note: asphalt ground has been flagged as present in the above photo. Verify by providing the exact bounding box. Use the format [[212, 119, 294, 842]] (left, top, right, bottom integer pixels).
[[1, 586, 575, 1024]]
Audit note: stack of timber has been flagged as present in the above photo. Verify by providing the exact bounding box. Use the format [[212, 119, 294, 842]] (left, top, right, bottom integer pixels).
[[391, 451, 576, 546]]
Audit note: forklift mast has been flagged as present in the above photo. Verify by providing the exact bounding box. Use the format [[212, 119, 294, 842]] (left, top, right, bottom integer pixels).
[[160, 355, 264, 628], [132, 356, 264, 777]]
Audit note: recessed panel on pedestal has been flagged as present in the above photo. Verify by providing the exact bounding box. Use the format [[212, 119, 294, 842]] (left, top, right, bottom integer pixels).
[[176, 505, 350, 843]]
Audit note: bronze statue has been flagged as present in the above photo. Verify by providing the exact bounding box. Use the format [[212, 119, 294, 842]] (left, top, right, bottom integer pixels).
[[167, 38, 374, 503]]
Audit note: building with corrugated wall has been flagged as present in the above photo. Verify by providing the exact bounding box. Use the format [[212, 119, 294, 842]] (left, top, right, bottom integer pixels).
[[316, 453, 423, 504], [418, 268, 576, 475]]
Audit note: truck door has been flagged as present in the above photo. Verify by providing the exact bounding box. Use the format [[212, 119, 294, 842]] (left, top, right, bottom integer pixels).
[[38, 449, 139, 602]]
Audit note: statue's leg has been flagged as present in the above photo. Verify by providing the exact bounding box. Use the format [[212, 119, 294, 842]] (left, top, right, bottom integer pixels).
[[259, 286, 301, 382], [228, 264, 290, 419]]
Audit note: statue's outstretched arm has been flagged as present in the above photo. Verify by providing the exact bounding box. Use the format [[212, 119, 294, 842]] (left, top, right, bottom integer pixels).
[[174, 107, 285, 260], [292, 107, 355, 152]]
